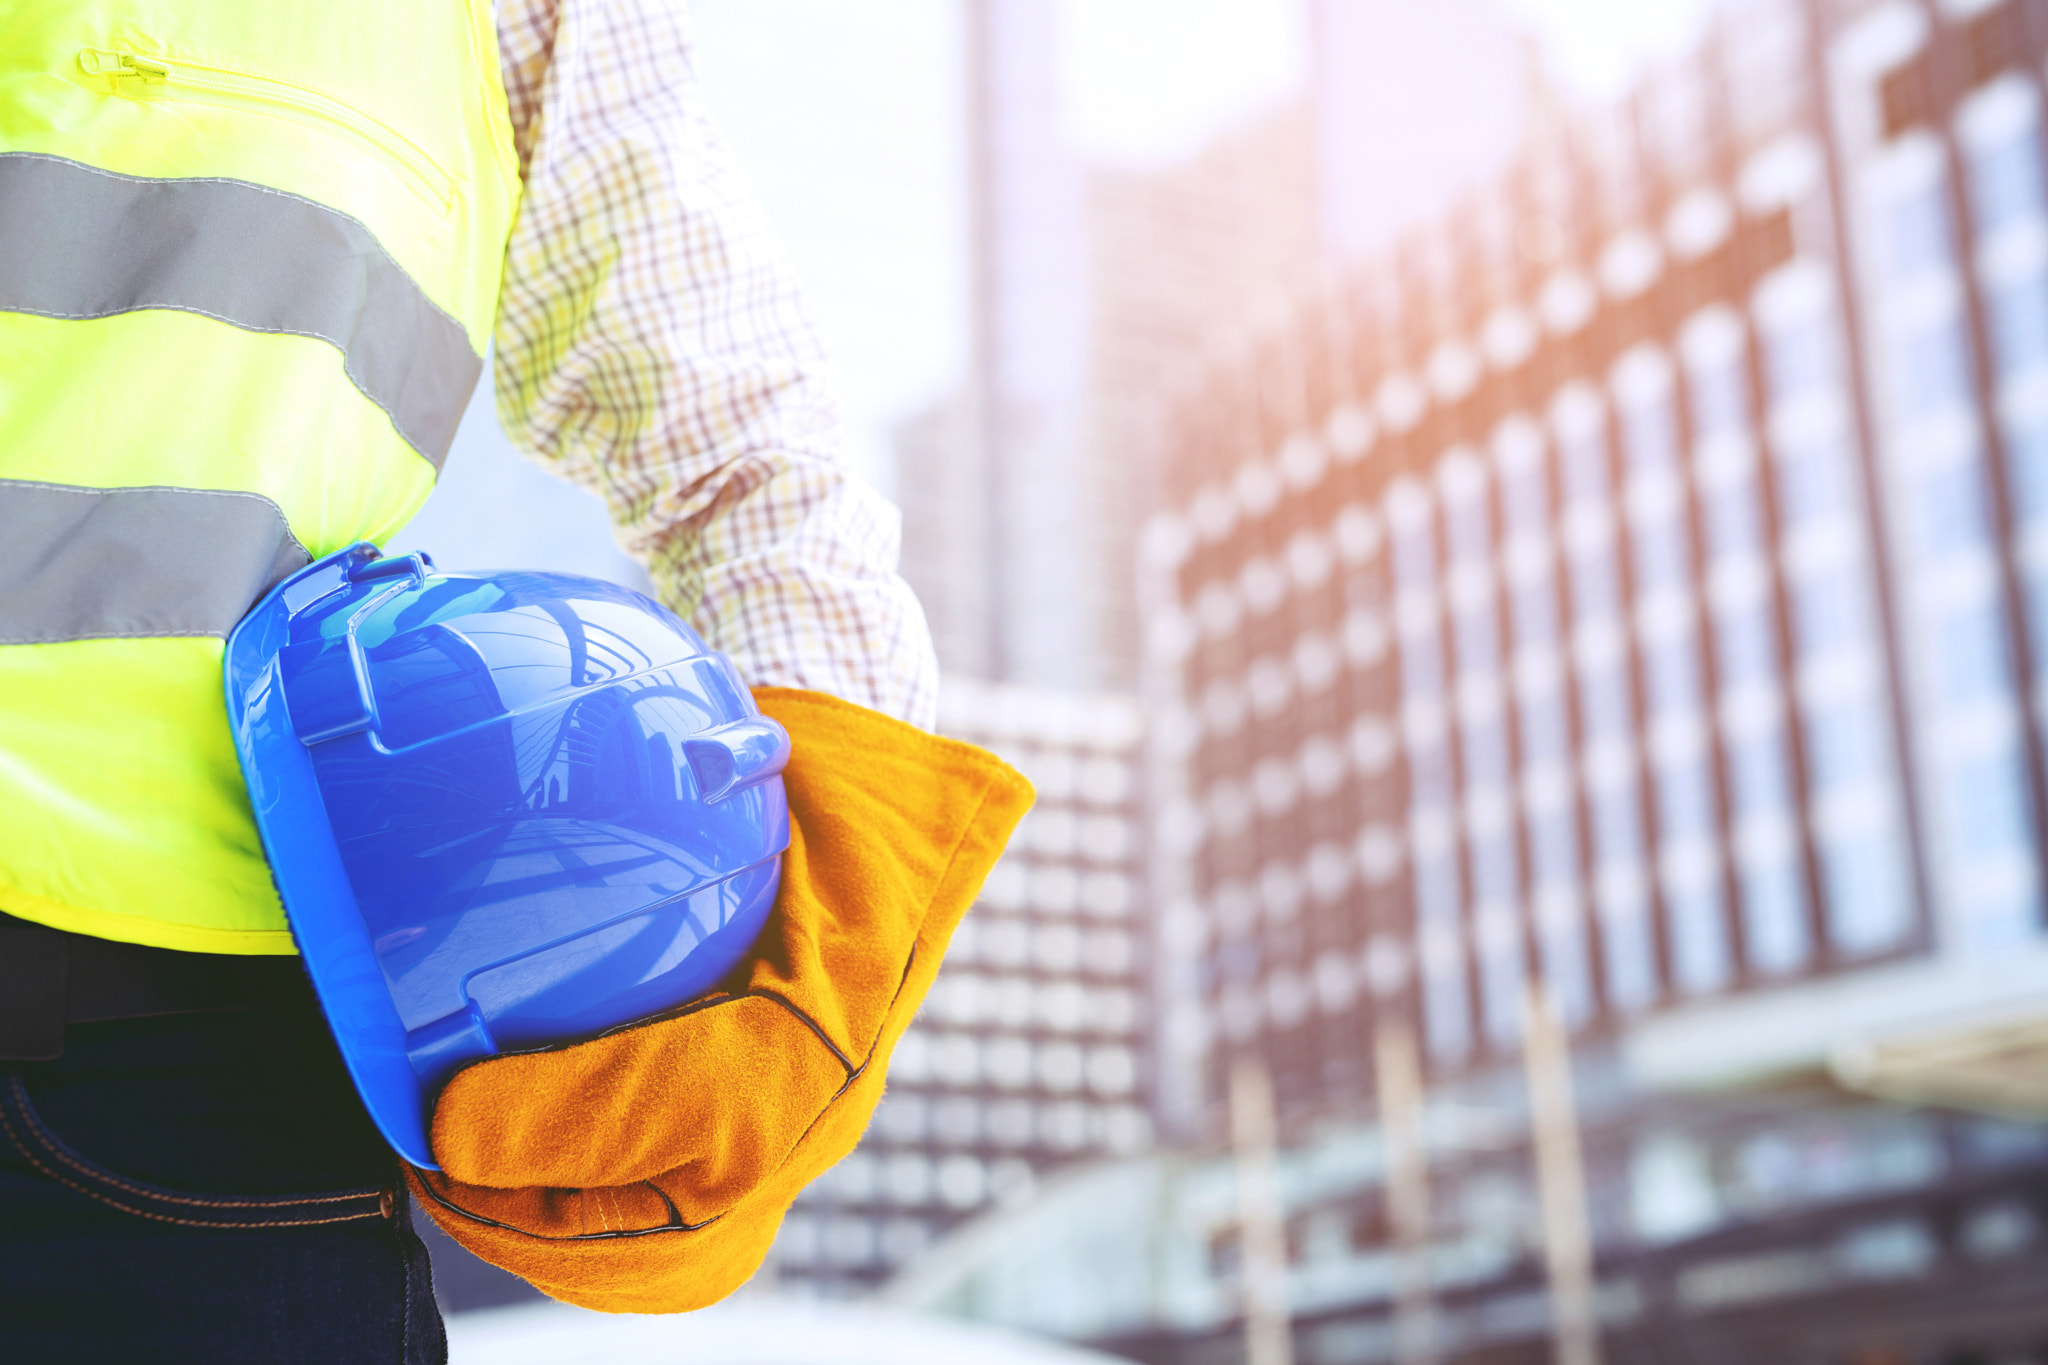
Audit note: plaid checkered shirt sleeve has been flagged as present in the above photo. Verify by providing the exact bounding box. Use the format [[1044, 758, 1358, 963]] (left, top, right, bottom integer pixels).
[[491, 0, 939, 728]]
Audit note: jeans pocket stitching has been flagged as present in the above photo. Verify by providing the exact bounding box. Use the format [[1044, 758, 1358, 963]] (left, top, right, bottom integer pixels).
[[1, 1072, 388, 1228]]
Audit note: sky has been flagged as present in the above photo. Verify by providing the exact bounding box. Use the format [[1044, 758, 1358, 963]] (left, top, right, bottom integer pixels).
[[1053, 0, 1309, 167], [401, 0, 1720, 579], [691, 0, 1720, 493], [1503, 0, 1715, 97], [690, 0, 1723, 495], [1056, 0, 1717, 167], [690, 0, 965, 500]]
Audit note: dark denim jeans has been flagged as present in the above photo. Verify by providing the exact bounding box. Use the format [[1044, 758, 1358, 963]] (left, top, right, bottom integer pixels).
[[0, 1008, 444, 1363]]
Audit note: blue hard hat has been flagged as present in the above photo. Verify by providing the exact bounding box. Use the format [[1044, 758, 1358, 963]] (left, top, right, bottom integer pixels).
[[224, 543, 791, 1169]]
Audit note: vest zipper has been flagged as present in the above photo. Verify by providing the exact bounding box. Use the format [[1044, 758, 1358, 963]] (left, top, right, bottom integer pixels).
[[79, 48, 452, 208]]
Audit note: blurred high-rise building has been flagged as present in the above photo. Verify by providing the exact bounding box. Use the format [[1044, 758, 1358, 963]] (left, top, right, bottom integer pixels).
[[895, 0, 1093, 688], [894, 1, 2048, 1360], [772, 680, 1150, 1295], [1085, 101, 1327, 690], [906, 5, 1338, 692], [858, 1, 1173, 1300], [902, 1, 1534, 695]]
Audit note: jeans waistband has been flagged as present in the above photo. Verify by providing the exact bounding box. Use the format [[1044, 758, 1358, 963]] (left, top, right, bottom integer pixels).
[[0, 912, 314, 1062]]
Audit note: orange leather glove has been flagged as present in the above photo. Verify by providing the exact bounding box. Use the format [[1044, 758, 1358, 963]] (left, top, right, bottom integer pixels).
[[406, 687, 1032, 1312]]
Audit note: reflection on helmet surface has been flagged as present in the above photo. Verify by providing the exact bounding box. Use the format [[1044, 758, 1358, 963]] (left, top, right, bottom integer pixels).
[[281, 565, 790, 1073]]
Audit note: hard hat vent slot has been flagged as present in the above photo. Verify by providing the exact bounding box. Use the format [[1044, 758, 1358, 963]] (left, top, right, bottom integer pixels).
[[684, 718, 792, 803]]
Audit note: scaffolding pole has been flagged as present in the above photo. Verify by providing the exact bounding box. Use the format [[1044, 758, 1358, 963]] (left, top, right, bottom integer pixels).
[[1229, 1057, 1294, 1365], [1374, 1018, 1438, 1365], [1522, 982, 1602, 1365]]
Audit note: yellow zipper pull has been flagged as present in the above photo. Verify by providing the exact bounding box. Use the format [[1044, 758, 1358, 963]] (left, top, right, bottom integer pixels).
[[78, 49, 168, 87]]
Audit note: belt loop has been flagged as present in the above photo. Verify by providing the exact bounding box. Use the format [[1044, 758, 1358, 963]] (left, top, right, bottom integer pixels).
[[0, 924, 68, 1061]]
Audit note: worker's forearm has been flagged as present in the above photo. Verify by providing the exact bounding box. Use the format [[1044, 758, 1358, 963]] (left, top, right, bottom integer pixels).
[[489, 0, 938, 727]]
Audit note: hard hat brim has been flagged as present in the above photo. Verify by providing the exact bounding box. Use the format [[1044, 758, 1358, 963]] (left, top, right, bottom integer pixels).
[[226, 545, 445, 1169]]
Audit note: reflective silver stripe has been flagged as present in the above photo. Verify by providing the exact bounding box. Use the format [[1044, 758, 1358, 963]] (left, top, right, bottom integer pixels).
[[0, 152, 478, 469], [0, 479, 310, 644]]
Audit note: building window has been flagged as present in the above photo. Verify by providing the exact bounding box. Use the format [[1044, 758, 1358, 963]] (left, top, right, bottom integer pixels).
[[1041, 1101, 1091, 1152], [1031, 863, 1082, 914], [1897, 314, 1979, 420], [1756, 278, 1915, 957], [1294, 631, 1341, 692], [1526, 793, 1580, 892], [892, 1029, 931, 1084], [1985, 267, 2048, 377], [1576, 646, 1634, 743], [777, 1213, 821, 1268], [1084, 928, 1138, 976], [1024, 802, 1089, 855], [1387, 476, 1474, 1057], [1350, 713, 1398, 774], [1473, 895, 1526, 1047], [1258, 861, 1305, 924], [984, 1036, 1033, 1090], [1699, 453, 1767, 558], [830, 1152, 879, 1204], [1819, 822, 1914, 956], [936, 1155, 988, 1210], [1531, 881, 1594, 1027], [880, 1218, 933, 1267], [1961, 88, 2048, 799], [1387, 479, 1439, 594], [1802, 679, 1885, 787], [1077, 755, 1134, 805], [1517, 664, 1572, 768], [1883, 166, 1959, 282], [1595, 863, 1659, 1013], [1867, 142, 2045, 949], [1036, 979, 1087, 1033], [1084, 1045, 1137, 1096], [823, 1216, 878, 1268], [1739, 863, 1810, 977], [1965, 76, 2046, 232], [1724, 722, 1811, 975], [1079, 870, 1134, 918], [932, 1095, 980, 1146], [1253, 757, 1301, 818], [1035, 1041, 1086, 1093], [1439, 451, 1492, 565], [986, 1098, 1035, 1149], [1555, 390, 1662, 1008], [1196, 581, 1243, 641], [1507, 567, 1561, 646], [1492, 417, 1596, 1017], [1927, 587, 2020, 707], [1707, 567, 1778, 686], [1664, 868, 1731, 996], [979, 916, 1031, 970], [1241, 555, 1287, 615], [876, 1091, 930, 1144], [885, 1152, 934, 1208]]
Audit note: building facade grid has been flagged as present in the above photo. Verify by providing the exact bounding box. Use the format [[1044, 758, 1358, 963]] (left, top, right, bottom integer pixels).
[[1145, 0, 2048, 1122]]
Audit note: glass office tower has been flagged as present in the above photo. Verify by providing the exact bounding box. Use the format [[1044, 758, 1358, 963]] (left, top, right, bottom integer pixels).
[[1145, 36, 1871, 1107], [1120, 0, 2048, 1357]]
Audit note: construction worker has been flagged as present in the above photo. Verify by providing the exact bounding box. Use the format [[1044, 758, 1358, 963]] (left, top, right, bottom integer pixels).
[[0, 3, 1029, 1361]]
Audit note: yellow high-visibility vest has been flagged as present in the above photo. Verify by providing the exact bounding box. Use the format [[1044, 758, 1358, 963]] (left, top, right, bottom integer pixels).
[[0, 3, 520, 953]]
